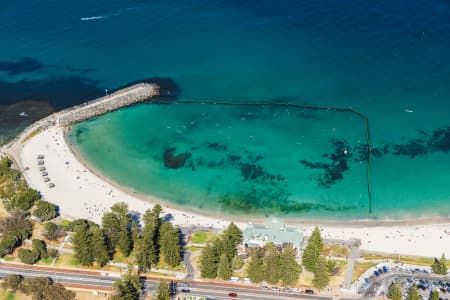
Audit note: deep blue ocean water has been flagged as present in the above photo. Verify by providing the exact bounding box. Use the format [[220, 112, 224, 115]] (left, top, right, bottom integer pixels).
[[2, 0, 450, 218]]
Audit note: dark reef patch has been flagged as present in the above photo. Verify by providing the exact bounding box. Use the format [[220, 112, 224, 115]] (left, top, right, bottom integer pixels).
[[0, 57, 44, 76], [227, 154, 241, 165], [207, 142, 228, 151], [392, 138, 428, 158], [0, 75, 103, 108], [388, 126, 450, 158], [428, 126, 450, 153], [73, 128, 86, 145], [300, 139, 351, 187], [163, 147, 191, 169], [239, 163, 265, 181], [219, 190, 358, 215], [0, 100, 55, 144]]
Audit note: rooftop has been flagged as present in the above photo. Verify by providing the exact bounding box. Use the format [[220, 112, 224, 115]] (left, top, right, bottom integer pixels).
[[243, 218, 303, 249]]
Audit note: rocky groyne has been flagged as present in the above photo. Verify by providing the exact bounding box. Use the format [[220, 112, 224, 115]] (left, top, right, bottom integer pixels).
[[58, 83, 159, 126]]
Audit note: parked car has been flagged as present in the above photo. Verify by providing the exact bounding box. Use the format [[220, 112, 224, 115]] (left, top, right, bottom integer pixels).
[[293, 288, 302, 293], [181, 289, 190, 293], [373, 270, 380, 276], [382, 265, 388, 273], [228, 292, 238, 297], [271, 286, 280, 291], [305, 289, 315, 294], [179, 282, 189, 287], [417, 284, 426, 291], [260, 285, 268, 290]]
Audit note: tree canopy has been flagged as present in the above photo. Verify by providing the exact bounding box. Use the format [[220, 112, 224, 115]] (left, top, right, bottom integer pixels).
[[387, 282, 402, 300], [430, 290, 439, 300], [406, 286, 420, 300], [102, 202, 132, 256], [5, 274, 22, 292], [0, 209, 33, 243], [198, 223, 242, 280], [73, 221, 111, 266], [18, 248, 40, 265], [159, 221, 181, 267], [279, 245, 302, 286], [136, 205, 163, 271], [200, 243, 219, 278], [312, 255, 330, 290], [221, 222, 243, 260], [43, 222, 65, 240], [18, 277, 76, 300], [112, 271, 142, 300], [263, 242, 280, 284], [246, 249, 264, 283], [431, 254, 448, 275], [217, 253, 233, 280], [33, 200, 57, 221], [10, 188, 40, 211], [155, 281, 170, 300], [302, 226, 323, 272]]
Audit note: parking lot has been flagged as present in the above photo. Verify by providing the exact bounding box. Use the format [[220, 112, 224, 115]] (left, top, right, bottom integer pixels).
[[359, 264, 450, 299]]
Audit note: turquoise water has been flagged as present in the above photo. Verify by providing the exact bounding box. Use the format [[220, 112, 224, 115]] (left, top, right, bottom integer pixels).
[[1, 0, 450, 218], [69, 101, 450, 219]]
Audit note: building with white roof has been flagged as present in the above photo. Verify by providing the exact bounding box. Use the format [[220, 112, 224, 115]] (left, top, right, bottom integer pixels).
[[243, 218, 304, 253]]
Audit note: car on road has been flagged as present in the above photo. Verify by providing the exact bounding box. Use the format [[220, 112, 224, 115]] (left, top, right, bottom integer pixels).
[[181, 288, 190, 293], [228, 292, 238, 297], [179, 282, 189, 287]]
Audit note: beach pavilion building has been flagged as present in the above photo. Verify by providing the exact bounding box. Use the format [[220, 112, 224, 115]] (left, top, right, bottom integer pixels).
[[243, 218, 304, 254]]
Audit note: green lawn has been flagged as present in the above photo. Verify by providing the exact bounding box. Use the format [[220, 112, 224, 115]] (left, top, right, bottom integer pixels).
[[322, 244, 350, 258], [184, 296, 206, 300], [189, 231, 217, 244], [0, 291, 15, 300], [156, 255, 185, 272], [360, 252, 449, 267], [2, 255, 17, 262], [54, 253, 80, 267], [185, 246, 204, 252], [352, 262, 376, 282], [36, 257, 54, 266]]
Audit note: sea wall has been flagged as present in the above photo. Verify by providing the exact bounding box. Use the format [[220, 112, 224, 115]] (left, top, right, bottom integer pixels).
[[58, 83, 159, 126]]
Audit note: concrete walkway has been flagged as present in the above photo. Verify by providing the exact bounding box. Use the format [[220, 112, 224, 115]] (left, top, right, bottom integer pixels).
[[343, 244, 360, 289]]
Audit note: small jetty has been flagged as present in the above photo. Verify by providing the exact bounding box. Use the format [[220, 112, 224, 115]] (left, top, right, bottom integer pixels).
[[58, 83, 159, 126], [1, 82, 159, 164]]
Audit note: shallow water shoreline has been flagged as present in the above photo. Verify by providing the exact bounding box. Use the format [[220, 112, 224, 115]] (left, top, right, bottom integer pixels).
[[66, 126, 450, 227], [2, 99, 450, 257]]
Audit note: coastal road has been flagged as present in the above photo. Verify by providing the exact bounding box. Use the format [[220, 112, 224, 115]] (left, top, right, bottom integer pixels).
[[0, 264, 358, 300], [0, 265, 115, 288]]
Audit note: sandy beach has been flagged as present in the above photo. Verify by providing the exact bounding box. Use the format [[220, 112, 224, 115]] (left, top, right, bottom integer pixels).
[[1, 124, 444, 258]]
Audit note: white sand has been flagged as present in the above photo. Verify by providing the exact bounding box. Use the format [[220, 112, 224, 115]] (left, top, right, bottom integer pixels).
[[14, 126, 450, 258]]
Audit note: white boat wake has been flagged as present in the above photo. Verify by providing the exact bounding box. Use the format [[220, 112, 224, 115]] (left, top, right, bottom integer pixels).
[[80, 16, 104, 21]]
